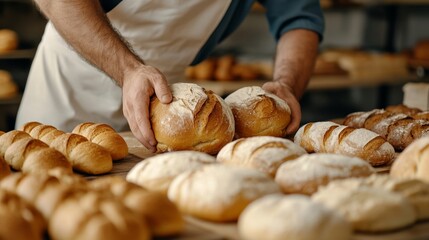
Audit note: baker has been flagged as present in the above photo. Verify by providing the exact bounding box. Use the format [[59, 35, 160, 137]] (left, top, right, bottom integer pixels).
[[16, 0, 324, 152]]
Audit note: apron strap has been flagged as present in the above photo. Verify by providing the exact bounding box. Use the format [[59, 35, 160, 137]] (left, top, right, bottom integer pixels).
[[99, 0, 122, 13]]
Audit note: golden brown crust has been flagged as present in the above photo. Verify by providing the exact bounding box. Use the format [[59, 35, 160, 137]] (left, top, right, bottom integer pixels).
[[0, 155, 10, 180], [151, 84, 234, 154], [385, 104, 422, 115], [72, 122, 128, 160], [0, 130, 31, 158], [0, 29, 18, 53]]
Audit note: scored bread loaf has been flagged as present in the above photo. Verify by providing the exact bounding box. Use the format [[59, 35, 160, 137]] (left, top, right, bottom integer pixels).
[[89, 176, 184, 237], [126, 151, 216, 194], [0, 189, 45, 240], [386, 104, 423, 116], [238, 194, 352, 240], [21, 122, 112, 175], [150, 83, 235, 154], [390, 136, 429, 182], [275, 153, 375, 195], [312, 183, 416, 232], [344, 109, 429, 151], [72, 122, 128, 160], [0, 130, 72, 173], [294, 121, 395, 166], [216, 136, 306, 177], [168, 164, 281, 222], [224, 86, 291, 138]]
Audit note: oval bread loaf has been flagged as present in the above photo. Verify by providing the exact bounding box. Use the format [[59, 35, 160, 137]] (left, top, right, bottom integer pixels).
[[225, 86, 291, 138], [127, 150, 216, 194], [238, 194, 352, 240], [168, 164, 280, 222], [150, 83, 235, 154], [216, 136, 306, 177], [275, 153, 375, 195]]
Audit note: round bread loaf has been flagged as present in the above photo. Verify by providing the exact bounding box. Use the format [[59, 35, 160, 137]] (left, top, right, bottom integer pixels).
[[238, 194, 352, 240], [275, 153, 375, 195], [167, 164, 281, 222], [216, 136, 306, 177], [414, 40, 429, 60], [325, 174, 429, 221], [225, 86, 291, 138], [313, 184, 416, 232], [150, 83, 234, 154], [0, 70, 18, 99], [0, 29, 18, 53], [391, 136, 429, 182], [126, 150, 216, 194]]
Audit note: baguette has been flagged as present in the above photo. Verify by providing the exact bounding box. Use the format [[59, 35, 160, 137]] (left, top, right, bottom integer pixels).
[[294, 121, 395, 166], [72, 122, 128, 160], [344, 109, 429, 151], [0, 130, 72, 173], [21, 122, 112, 175], [0, 172, 150, 240], [0, 189, 46, 240], [89, 176, 184, 237], [385, 104, 429, 123]]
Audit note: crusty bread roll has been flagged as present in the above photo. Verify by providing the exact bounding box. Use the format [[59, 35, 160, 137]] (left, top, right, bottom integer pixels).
[[168, 164, 280, 222], [313, 184, 416, 232], [0, 190, 45, 240], [0, 155, 10, 180], [0, 29, 18, 53], [414, 40, 429, 60], [326, 174, 429, 220], [0, 130, 31, 158], [344, 109, 429, 151], [214, 55, 235, 81], [49, 191, 150, 240], [150, 83, 235, 154], [126, 150, 216, 194], [21, 122, 113, 175], [0, 70, 18, 99], [225, 86, 291, 138], [72, 122, 128, 160], [386, 104, 422, 115], [294, 121, 395, 166], [216, 136, 306, 177], [275, 153, 375, 195], [90, 176, 184, 237], [238, 194, 352, 240], [390, 136, 429, 182]]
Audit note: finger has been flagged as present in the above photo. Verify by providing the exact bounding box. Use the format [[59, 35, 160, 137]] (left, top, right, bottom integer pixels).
[[286, 99, 301, 134], [152, 73, 172, 104], [134, 88, 158, 152]]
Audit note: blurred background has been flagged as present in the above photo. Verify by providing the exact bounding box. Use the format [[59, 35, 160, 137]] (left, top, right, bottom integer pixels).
[[1, 0, 429, 131]]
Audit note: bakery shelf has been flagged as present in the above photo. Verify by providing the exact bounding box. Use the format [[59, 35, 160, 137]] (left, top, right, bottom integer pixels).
[[0, 49, 36, 60]]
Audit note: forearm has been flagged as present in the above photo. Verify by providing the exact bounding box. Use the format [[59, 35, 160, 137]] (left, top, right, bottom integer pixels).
[[273, 29, 319, 99], [34, 0, 142, 86]]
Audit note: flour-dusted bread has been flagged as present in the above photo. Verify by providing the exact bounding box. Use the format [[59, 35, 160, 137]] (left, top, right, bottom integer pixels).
[[294, 121, 395, 166], [217, 136, 306, 177], [238, 194, 351, 240], [313, 183, 416, 232], [126, 151, 216, 194], [326, 174, 429, 221], [224, 86, 291, 138], [150, 83, 235, 154], [275, 153, 374, 195], [168, 164, 280, 222]]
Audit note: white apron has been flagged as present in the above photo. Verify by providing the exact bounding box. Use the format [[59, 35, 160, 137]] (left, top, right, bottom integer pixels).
[[16, 0, 231, 131]]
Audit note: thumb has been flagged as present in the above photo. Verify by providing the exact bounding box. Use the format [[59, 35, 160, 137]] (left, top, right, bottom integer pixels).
[[152, 74, 172, 104]]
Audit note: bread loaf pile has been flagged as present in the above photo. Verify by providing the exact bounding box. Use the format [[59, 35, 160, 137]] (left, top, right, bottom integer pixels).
[[0, 170, 184, 240], [294, 121, 395, 166], [343, 109, 429, 151], [150, 83, 235, 154]]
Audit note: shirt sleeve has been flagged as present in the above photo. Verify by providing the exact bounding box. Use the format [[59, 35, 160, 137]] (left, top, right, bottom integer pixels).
[[257, 0, 324, 41]]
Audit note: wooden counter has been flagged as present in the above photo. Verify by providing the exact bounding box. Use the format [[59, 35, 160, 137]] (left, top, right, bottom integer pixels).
[[108, 132, 429, 240]]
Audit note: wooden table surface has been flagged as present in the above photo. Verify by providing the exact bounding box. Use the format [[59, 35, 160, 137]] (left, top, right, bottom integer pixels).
[[109, 132, 429, 240]]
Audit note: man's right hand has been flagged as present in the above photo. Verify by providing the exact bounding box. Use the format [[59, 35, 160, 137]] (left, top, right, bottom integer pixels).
[[122, 64, 172, 152]]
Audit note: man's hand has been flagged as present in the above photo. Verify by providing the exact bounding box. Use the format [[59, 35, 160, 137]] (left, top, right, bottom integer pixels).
[[262, 81, 301, 134], [122, 65, 172, 152]]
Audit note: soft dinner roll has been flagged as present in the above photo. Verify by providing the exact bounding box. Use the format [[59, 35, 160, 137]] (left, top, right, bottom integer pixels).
[[0, 29, 18, 53], [313, 183, 416, 232], [167, 164, 280, 222], [0, 70, 18, 99], [238, 194, 352, 240], [390, 136, 429, 182], [150, 83, 234, 154], [216, 136, 306, 177], [326, 174, 429, 221], [225, 86, 291, 138], [126, 150, 216, 194], [275, 153, 375, 195]]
